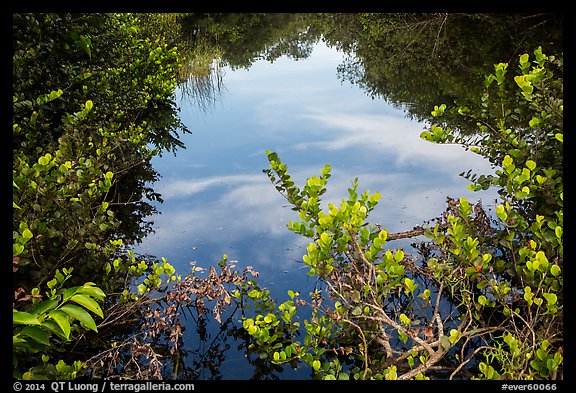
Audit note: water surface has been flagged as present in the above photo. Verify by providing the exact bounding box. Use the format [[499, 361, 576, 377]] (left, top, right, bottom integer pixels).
[[134, 41, 497, 378]]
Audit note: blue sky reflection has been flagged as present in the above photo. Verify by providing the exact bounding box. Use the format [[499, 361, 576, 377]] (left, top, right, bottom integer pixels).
[[135, 41, 498, 293]]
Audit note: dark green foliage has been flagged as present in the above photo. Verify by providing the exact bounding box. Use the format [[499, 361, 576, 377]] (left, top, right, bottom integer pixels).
[[13, 13, 188, 289], [13, 12, 189, 378], [318, 13, 563, 124]]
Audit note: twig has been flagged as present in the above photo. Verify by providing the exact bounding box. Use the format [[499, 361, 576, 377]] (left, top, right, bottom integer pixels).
[[450, 345, 494, 379]]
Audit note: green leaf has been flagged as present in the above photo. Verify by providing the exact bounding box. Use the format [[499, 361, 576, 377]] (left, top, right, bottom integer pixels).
[[59, 304, 98, 332], [420, 131, 432, 141], [478, 295, 488, 306], [13, 336, 27, 345], [69, 294, 103, 318], [555, 226, 562, 239], [440, 335, 451, 350], [22, 228, 33, 241], [502, 155, 513, 168], [13, 243, 24, 256], [495, 205, 507, 221], [77, 284, 106, 301], [550, 265, 561, 277], [38, 155, 50, 166], [449, 329, 461, 344], [19, 326, 51, 346], [13, 310, 41, 325], [421, 289, 431, 300], [48, 310, 71, 340], [39, 320, 67, 340], [320, 231, 332, 245], [63, 286, 79, 302], [31, 299, 59, 316], [321, 164, 332, 176], [312, 360, 321, 371], [542, 293, 557, 306], [399, 313, 411, 326]]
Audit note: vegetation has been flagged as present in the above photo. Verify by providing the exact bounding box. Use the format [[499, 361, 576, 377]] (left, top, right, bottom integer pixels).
[[13, 12, 562, 380], [319, 13, 563, 124], [12, 12, 190, 379], [244, 46, 563, 380]]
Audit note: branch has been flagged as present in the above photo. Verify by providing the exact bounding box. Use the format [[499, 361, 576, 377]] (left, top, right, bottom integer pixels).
[[343, 318, 370, 379], [450, 345, 494, 379]]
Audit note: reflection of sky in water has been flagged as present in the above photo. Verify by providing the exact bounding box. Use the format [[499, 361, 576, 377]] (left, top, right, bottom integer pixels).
[[135, 41, 498, 302]]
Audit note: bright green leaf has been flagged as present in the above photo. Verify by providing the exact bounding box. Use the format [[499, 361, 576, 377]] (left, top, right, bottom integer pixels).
[[21, 228, 33, 241], [542, 293, 557, 306], [19, 326, 51, 346], [59, 304, 98, 332], [13, 243, 25, 256], [399, 313, 411, 326], [77, 284, 106, 301], [48, 310, 71, 340], [69, 294, 103, 318], [550, 265, 561, 277], [526, 160, 537, 171], [13, 310, 41, 325], [312, 360, 321, 371], [31, 299, 59, 316]]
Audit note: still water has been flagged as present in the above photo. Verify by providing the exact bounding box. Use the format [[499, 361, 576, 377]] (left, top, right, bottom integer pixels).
[[134, 41, 497, 379]]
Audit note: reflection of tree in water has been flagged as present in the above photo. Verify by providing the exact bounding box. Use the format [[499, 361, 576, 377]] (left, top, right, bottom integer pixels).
[[82, 259, 294, 379], [179, 56, 226, 115], [155, 307, 290, 380], [322, 13, 563, 126], [87, 13, 562, 380], [175, 13, 321, 115], [81, 302, 235, 379], [173, 13, 562, 136]]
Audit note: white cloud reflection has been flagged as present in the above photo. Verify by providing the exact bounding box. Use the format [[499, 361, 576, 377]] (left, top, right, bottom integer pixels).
[[138, 158, 497, 270], [135, 41, 499, 275], [156, 174, 263, 199], [294, 111, 494, 175]]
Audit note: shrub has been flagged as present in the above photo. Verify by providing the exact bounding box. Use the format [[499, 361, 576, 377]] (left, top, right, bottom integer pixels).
[[245, 47, 562, 380]]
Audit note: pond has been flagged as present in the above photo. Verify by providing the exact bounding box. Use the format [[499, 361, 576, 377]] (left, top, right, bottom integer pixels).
[[12, 13, 563, 381], [133, 39, 499, 379]]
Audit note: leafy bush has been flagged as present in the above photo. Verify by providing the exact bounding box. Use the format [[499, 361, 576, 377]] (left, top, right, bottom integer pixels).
[[13, 268, 105, 379], [245, 47, 562, 380], [12, 13, 188, 379]]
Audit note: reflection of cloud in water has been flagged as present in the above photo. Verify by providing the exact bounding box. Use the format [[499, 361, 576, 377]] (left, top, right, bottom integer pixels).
[[137, 162, 498, 268], [139, 38, 499, 272], [295, 112, 494, 174], [156, 174, 263, 199]]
